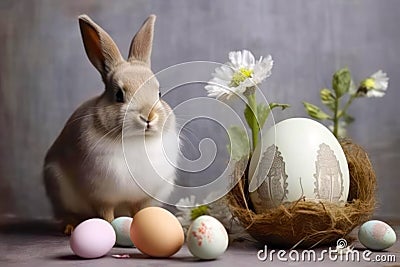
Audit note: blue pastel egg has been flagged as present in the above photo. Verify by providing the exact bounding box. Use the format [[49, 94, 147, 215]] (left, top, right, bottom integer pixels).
[[358, 220, 396, 251], [111, 217, 134, 247]]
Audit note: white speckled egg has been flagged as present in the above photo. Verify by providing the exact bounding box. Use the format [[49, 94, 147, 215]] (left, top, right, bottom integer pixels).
[[111, 217, 134, 247], [249, 118, 350, 212], [70, 218, 116, 258], [187, 215, 228, 260], [358, 220, 396, 250]]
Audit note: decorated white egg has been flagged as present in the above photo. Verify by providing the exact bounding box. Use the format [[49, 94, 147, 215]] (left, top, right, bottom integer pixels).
[[187, 215, 228, 260], [70, 218, 116, 259], [249, 118, 350, 212], [358, 220, 396, 250], [111, 217, 134, 247]]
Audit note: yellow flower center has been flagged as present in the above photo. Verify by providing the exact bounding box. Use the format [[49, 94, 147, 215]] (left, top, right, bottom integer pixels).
[[362, 78, 376, 90], [229, 68, 253, 87]]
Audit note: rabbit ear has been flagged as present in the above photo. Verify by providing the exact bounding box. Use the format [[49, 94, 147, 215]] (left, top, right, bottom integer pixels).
[[128, 15, 156, 66], [78, 15, 123, 80]]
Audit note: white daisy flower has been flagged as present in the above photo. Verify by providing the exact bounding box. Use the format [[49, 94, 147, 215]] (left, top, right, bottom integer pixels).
[[205, 50, 273, 99], [359, 70, 389, 98]]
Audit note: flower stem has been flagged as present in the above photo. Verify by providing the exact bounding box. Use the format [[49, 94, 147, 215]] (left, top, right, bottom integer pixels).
[[333, 94, 356, 137], [333, 96, 339, 138], [340, 95, 356, 117], [246, 92, 259, 152]]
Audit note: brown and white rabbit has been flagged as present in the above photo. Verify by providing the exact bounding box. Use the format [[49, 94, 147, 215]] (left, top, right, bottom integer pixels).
[[43, 14, 178, 231]]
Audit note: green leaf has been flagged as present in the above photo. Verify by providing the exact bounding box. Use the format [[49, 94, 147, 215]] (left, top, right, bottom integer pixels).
[[332, 67, 351, 98], [256, 104, 269, 130], [227, 126, 250, 161], [190, 205, 208, 220], [320, 88, 336, 111], [303, 102, 331, 120], [262, 102, 290, 126], [269, 102, 290, 111], [244, 104, 256, 132], [261, 102, 290, 127], [248, 103, 290, 131]]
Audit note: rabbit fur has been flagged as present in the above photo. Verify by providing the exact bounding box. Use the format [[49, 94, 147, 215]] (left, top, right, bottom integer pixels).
[[43, 14, 178, 226]]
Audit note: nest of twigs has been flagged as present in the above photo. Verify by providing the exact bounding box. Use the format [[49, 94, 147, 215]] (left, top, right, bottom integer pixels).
[[227, 138, 376, 248]]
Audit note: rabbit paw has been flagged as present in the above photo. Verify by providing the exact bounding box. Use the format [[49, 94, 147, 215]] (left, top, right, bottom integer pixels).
[[64, 224, 75, 235], [98, 206, 115, 222]]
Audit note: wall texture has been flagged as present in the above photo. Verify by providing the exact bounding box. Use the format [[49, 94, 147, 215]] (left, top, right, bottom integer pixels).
[[0, 0, 399, 220]]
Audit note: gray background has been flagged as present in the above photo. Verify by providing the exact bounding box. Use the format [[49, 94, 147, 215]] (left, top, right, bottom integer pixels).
[[0, 0, 399, 221]]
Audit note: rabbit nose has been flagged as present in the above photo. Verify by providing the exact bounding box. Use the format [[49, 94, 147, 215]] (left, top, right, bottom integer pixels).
[[139, 116, 150, 124], [140, 108, 157, 125]]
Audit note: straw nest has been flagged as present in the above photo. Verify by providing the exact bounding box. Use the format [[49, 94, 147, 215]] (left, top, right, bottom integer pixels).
[[227, 138, 376, 248]]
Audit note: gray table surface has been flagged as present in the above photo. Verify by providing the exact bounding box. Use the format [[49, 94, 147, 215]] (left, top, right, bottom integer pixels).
[[1, 220, 399, 267]]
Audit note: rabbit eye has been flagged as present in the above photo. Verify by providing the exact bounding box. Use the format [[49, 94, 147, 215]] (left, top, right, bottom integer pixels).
[[115, 89, 125, 103], [158, 91, 162, 98]]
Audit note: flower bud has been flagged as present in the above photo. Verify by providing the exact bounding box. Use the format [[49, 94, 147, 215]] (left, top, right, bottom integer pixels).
[[303, 102, 331, 120]]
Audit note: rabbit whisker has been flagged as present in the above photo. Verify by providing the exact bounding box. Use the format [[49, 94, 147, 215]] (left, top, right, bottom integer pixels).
[[66, 113, 98, 126], [82, 125, 122, 164], [86, 104, 121, 110]]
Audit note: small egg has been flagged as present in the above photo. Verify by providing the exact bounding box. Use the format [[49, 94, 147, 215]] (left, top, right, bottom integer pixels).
[[187, 215, 228, 260], [111, 217, 134, 247], [358, 220, 397, 250], [130, 207, 184, 257], [70, 218, 116, 258]]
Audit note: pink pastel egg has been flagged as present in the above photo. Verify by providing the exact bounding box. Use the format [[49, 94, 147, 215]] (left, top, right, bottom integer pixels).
[[70, 218, 116, 258]]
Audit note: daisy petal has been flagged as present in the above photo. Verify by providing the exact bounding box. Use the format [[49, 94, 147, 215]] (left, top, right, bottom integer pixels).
[[371, 70, 389, 90], [212, 77, 230, 87], [367, 89, 386, 98], [362, 70, 389, 97], [205, 50, 274, 101], [214, 67, 231, 81], [229, 51, 242, 68], [241, 79, 255, 88], [252, 55, 273, 84], [220, 64, 235, 79], [242, 50, 255, 67], [175, 195, 196, 208]]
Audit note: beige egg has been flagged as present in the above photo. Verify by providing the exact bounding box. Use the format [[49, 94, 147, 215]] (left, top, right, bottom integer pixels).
[[130, 207, 184, 257]]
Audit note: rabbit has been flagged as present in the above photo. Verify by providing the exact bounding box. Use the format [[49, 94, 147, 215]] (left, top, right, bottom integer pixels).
[[43, 14, 179, 232]]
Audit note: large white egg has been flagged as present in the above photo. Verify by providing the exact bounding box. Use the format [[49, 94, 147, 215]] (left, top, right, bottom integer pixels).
[[249, 118, 350, 212]]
